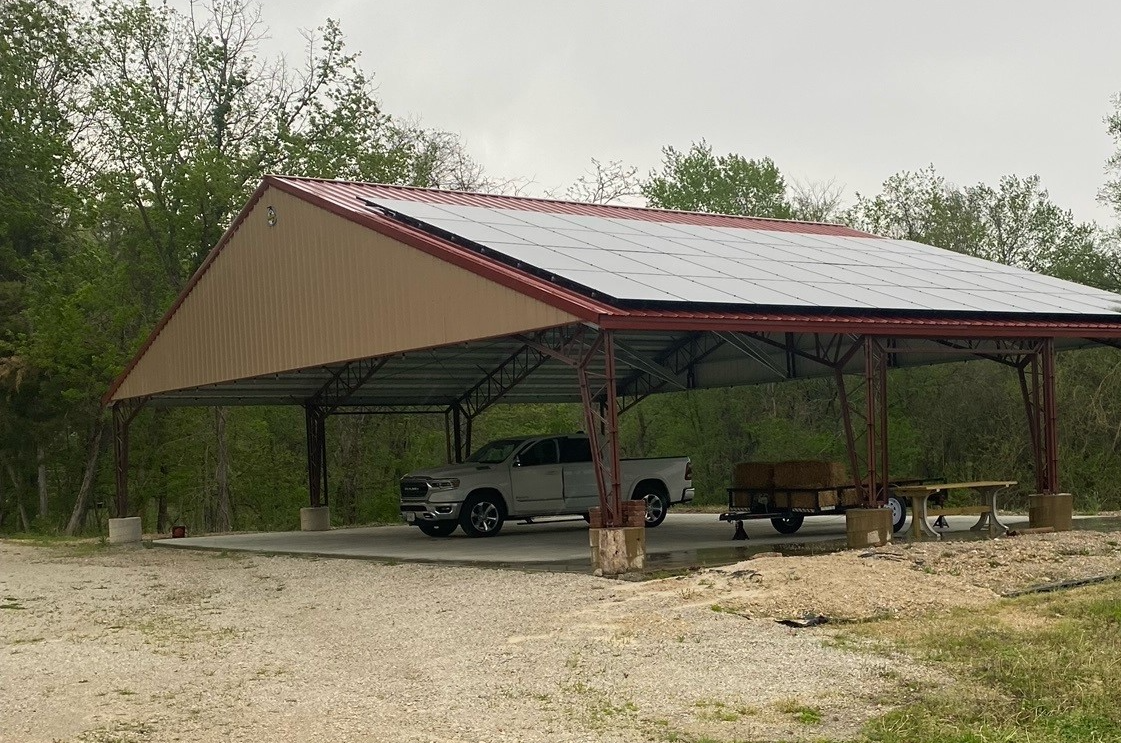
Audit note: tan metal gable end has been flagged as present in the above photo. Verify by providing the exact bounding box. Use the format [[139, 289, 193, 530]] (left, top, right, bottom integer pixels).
[[109, 187, 580, 401]]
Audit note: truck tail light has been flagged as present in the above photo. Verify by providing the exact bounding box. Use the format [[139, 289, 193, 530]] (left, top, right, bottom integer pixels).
[[685, 461, 692, 481]]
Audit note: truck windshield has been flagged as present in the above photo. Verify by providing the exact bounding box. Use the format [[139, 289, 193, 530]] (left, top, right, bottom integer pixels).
[[465, 439, 524, 464]]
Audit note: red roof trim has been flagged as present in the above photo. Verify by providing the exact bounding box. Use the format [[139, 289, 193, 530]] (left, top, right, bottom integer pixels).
[[267, 175, 872, 237], [599, 310, 1121, 339]]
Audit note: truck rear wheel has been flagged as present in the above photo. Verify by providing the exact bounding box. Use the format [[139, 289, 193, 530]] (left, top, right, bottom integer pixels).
[[634, 490, 669, 528], [416, 521, 457, 537], [771, 513, 804, 534], [460, 493, 506, 537]]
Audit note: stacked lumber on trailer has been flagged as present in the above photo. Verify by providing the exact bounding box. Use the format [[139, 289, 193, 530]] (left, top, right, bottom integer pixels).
[[729, 460, 852, 510], [773, 460, 848, 490], [730, 463, 773, 507]]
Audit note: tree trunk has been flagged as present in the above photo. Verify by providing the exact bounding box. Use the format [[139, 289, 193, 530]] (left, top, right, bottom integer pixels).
[[65, 416, 106, 536], [5, 463, 29, 532], [37, 445, 48, 518], [214, 407, 232, 532]]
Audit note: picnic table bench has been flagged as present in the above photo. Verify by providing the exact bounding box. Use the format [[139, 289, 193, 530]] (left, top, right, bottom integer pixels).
[[893, 481, 1016, 540]]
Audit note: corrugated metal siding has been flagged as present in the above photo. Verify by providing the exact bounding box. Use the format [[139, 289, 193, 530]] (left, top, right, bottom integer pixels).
[[272, 176, 871, 236], [111, 188, 579, 401]]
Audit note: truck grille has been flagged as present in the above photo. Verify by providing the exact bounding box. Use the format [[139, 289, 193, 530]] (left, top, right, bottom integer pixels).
[[400, 480, 429, 500]]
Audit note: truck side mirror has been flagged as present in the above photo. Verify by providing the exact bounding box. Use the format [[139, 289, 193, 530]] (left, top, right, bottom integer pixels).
[[512, 456, 522, 468]]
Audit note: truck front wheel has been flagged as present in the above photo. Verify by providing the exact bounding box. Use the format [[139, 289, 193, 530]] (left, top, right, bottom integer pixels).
[[460, 493, 506, 537], [416, 521, 457, 537]]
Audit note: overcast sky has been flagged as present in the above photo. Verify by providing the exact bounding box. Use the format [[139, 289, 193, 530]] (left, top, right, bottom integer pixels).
[[242, 0, 1121, 225]]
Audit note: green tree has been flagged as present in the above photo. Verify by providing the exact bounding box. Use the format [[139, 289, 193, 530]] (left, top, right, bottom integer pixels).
[[0, 0, 92, 529], [0, 0, 496, 536], [642, 140, 793, 219], [848, 167, 1115, 289]]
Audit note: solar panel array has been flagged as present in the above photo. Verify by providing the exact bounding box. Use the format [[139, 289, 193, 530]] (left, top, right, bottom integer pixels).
[[369, 198, 1121, 315]]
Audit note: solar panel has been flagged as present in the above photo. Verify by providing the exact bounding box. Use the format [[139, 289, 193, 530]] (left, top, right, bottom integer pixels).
[[368, 198, 1121, 315]]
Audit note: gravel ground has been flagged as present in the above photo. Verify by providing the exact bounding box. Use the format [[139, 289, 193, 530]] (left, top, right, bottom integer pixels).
[[1, 541, 914, 743], [2, 530, 1118, 743]]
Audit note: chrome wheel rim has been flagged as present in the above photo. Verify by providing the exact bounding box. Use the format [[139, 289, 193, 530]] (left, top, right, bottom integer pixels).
[[642, 493, 665, 524], [471, 502, 500, 532]]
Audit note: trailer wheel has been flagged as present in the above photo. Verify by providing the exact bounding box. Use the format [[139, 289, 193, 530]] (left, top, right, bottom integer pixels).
[[771, 513, 804, 535], [887, 493, 907, 533]]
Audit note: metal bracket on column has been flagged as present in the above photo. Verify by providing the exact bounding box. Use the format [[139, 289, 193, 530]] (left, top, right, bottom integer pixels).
[[112, 397, 150, 518]]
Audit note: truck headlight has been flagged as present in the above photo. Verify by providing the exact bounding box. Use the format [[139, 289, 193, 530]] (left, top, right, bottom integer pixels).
[[427, 478, 460, 491]]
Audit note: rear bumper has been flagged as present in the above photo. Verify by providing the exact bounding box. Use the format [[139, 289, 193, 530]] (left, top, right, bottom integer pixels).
[[679, 487, 695, 504]]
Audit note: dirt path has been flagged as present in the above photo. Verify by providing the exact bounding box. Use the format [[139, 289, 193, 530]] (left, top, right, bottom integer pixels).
[[2, 530, 1118, 743]]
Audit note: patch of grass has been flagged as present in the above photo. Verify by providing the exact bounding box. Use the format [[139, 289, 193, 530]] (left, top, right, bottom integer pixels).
[[4, 534, 110, 556], [774, 697, 823, 725], [692, 699, 758, 723], [856, 582, 1121, 742]]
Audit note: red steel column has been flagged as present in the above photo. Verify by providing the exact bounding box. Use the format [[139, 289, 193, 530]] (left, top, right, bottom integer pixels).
[[577, 331, 623, 526], [1042, 338, 1059, 493], [877, 339, 890, 507], [863, 336, 879, 504]]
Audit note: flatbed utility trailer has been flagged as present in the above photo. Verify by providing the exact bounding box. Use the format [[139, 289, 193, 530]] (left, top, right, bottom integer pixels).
[[719, 478, 935, 539]]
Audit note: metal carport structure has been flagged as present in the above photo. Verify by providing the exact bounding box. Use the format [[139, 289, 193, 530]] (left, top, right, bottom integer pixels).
[[104, 176, 1121, 568]]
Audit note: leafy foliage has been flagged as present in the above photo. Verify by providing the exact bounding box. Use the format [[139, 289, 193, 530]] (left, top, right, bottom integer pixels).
[[643, 140, 793, 218], [2, 1, 1121, 536]]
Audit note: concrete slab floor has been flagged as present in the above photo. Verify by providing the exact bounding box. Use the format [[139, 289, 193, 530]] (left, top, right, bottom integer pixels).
[[148, 511, 1096, 573]]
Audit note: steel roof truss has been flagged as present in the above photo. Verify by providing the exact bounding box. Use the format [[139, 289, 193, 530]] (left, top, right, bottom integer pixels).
[[617, 332, 727, 414]]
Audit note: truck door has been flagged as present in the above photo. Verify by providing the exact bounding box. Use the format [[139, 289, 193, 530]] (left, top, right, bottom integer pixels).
[[560, 436, 598, 513], [510, 438, 564, 515]]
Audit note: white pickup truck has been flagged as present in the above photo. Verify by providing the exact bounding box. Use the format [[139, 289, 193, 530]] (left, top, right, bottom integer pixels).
[[400, 434, 694, 537]]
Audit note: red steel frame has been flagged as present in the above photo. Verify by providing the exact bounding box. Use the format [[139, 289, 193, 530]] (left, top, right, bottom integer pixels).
[[524, 327, 625, 527], [110, 329, 1067, 527], [1017, 339, 1059, 492], [576, 332, 623, 526]]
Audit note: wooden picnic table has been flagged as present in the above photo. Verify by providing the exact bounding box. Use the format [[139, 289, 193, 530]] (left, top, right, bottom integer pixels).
[[893, 481, 1016, 540]]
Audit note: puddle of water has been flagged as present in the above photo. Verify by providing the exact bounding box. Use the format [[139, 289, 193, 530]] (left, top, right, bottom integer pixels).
[[1074, 516, 1121, 532]]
